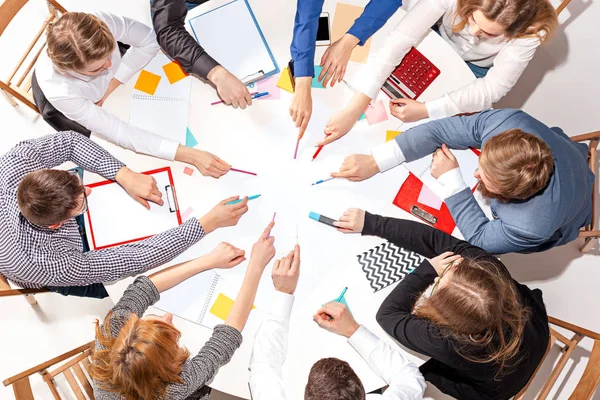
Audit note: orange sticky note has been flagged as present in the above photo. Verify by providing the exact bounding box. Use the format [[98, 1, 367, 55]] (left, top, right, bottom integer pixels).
[[332, 3, 372, 63], [162, 61, 188, 84], [210, 293, 255, 321], [277, 67, 295, 93], [386, 130, 402, 142], [134, 70, 161, 95], [183, 166, 194, 176]]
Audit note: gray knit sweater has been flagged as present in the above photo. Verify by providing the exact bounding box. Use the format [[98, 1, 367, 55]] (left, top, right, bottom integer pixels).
[[93, 276, 243, 400]]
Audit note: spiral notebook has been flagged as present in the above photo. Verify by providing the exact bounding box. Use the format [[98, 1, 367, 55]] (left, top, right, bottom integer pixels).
[[129, 52, 191, 144]]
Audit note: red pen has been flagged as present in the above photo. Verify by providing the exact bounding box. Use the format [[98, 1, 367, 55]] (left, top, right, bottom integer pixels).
[[311, 133, 331, 161]]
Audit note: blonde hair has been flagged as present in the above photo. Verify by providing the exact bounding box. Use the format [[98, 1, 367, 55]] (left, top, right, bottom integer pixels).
[[413, 258, 529, 379], [479, 128, 554, 202], [453, 0, 557, 42], [90, 312, 190, 400], [46, 12, 115, 71]]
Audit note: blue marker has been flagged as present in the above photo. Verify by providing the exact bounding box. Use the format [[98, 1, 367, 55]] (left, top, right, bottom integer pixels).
[[226, 194, 261, 205], [335, 287, 348, 302], [311, 176, 335, 186], [252, 91, 269, 100], [309, 211, 337, 227]]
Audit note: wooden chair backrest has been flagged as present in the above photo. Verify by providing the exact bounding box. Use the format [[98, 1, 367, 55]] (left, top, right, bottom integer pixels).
[[571, 131, 600, 244], [0, 272, 48, 303], [0, 0, 66, 113], [3, 342, 95, 400], [514, 316, 600, 399], [555, 0, 572, 15]]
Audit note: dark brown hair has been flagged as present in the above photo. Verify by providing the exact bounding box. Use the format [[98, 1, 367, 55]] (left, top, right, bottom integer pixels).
[[478, 128, 554, 202], [413, 258, 529, 378], [90, 312, 190, 400], [453, 0, 557, 42], [46, 12, 115, 71], [17, 169, 85, 226], [304, 358, 365, 400]]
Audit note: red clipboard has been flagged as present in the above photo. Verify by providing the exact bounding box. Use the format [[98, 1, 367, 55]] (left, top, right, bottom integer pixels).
[[85, 167, 182, 250]]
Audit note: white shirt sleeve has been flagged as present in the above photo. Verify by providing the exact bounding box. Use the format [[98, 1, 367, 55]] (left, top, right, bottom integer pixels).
[[425, 36, 541, 119], [371, 140, 406, 173], [436, 167, 468, 198], [348, 325, 426, 400], [249, 291, 295, 400], [356, 0, 449, 99], [95, 11, 160, 83], [50, 95, 180, 160]]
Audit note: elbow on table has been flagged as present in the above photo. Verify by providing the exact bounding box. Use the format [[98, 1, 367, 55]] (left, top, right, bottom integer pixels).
[[375, 303, 395, 334]]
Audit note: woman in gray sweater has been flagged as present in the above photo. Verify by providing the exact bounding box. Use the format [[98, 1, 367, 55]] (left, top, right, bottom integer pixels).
[[90, 221, 276, 400]]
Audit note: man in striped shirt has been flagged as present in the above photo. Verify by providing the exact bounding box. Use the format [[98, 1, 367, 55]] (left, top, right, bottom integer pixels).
[[0, 132, 248, 298]]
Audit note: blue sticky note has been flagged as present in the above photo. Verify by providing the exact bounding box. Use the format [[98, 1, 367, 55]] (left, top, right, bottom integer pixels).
[[312, 65, 326, 89], [186, 127, 198, 148], [358, 113, 366, 121]]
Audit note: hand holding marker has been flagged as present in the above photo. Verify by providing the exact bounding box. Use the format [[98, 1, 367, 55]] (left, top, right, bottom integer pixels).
[[211, 91, 269, 106], [226, 194, 261, 205]]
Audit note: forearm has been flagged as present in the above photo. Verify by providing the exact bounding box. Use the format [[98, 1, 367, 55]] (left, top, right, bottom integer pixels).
[[101, 78, 123, 101], [290, 0, 323, 77], [148, 256, 214, 293], [343, 91, 371, 117], [225, 266, 262, 331], [348, 0, 402, 45]]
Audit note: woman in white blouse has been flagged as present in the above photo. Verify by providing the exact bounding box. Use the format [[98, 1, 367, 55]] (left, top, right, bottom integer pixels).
[[33, 12, 230, 178], [319, 0, 557, 147]]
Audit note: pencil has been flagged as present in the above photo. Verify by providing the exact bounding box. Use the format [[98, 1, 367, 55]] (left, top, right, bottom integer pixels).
[[230, 168, 257, 176], [225, 194, 261, 205], [294, 138, 300, 159], [272, 212, 276, 222], [211, 92, 258, 106]]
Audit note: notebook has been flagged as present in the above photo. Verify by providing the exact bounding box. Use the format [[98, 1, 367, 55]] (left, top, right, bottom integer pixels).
[[187, 0, 279, 84], [129, 52, 191, 145], [357, 242, 424, 292]]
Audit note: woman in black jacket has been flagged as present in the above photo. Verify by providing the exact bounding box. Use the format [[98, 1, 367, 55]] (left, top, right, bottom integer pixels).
[[335, 208, 550, 400]]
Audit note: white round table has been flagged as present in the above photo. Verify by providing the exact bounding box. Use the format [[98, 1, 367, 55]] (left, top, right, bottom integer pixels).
[[98, 0, 476, 398]]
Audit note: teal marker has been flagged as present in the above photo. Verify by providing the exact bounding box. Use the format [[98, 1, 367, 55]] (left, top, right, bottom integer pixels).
[[225, 194, 261, 205], [335, 287, 348, 303]]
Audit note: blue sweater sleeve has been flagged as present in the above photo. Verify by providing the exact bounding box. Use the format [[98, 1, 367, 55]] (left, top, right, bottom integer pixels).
[[290, 0, 323, 77], [348, 0, 403, 45]]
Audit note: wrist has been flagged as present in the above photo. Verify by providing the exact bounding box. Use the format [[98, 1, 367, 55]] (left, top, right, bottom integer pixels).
[[198, 214, 217, 234], [174, 145, 198, 165], [114, 166, 133, 185], [275, 286, 295, 295], [207, 65, 226, 84], [295, 77, 312, 91], [341, 33, 360, 48], [245, 262, 264, 279], [343, 322, 361, 338]]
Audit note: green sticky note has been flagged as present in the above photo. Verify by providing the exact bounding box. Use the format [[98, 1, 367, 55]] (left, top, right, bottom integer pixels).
[[186, 127, 198, 148], [358, 113, 366, 121], [324, 296, 352, 315], [312, 65, 326, 89]]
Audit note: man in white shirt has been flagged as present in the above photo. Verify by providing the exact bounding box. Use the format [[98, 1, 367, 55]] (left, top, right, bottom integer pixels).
[[248, 245, 426, 399]]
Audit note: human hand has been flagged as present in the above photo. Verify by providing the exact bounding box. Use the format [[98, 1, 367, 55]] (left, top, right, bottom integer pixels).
[[95, 78, 122, 107], [248, 221, 276, 273], [115, 167, 164, 209], [318, 34, 358, 87], [319, 109, 356, 146], [389, 98, 428, 122], [430, 144, 459, 179], [208, 65, 252, 109], [191, 149, 231, 178], [272, 244, 300, 294], [429, 251, 463, 276], [198, 196, 249, 234], [206, 242, 246, 269], [333, 208, 365, 233], [330, 154, 379, 181], [313, 302, 360, 338], [289, 77, 312, 140]]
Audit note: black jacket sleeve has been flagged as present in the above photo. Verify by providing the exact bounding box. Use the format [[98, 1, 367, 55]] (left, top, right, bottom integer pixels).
[[151, 0, 219, 79]]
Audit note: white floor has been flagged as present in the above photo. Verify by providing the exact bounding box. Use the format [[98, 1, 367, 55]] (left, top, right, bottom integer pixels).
[[1, 0, 600, 399]]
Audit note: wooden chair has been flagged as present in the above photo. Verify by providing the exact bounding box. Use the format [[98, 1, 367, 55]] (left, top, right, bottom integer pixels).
[[556, 0, 572, 15], [3, 342, 95, 400], [514, 316, 600, 399], [571, 131, 600, 252], [0, 273, 48, 305], [0, 0, 67, 113]]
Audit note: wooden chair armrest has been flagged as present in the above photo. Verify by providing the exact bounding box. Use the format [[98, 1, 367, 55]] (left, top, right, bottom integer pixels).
[[548, 316, 600, 341], [571, 131, 600, 144]]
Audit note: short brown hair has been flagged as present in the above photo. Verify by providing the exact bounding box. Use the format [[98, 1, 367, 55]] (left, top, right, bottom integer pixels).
[[479, 129, 554, 201], [17, 169, 84, 226], [91, 312, 190, 400], [47, 12, 115, 71], [304, 358, 365, 400]]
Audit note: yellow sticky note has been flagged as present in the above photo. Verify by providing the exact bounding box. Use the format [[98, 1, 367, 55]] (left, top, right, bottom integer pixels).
[[162, 61, 188, 84], [386, 130, 402, 142], [332, 3, 372, 63], [277, 67, 295, 93], [134, 70, 161, 95], [209, 293, 255, 321]]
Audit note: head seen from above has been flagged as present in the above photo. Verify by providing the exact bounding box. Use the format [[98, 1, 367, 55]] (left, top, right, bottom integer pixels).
[[475, 128, 554, 202], [304, 357, 366, 400], [454, 0, 557, 41], [414, 258, 528, 376], [46, 12, 115, 76], [90, 312, 186, 400], [17, 169, 90, 228]]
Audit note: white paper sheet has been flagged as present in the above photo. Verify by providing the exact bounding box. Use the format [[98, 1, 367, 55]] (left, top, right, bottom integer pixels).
[[187, 0, 277, 82], [85, 169, 180, 249]]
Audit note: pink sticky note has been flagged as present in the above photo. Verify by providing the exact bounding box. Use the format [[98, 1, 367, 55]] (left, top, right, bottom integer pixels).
[[183, 166, 194, 176], [365, 100, 389, 125], [181, 206, 193, 220], [257, 75, 280, 100], [417, 185, 443, 210]]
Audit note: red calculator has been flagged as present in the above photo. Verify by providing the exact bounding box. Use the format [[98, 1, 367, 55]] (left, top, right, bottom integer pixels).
[[381, 47, 440, 100]]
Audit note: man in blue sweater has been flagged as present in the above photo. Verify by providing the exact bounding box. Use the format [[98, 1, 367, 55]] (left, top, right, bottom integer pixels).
[[333, 109, 593, 254]]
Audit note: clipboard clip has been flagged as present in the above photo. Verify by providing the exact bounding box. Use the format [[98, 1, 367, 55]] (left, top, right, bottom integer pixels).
[[165, 185, 179, 213], [241, 70, 265, 85]]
